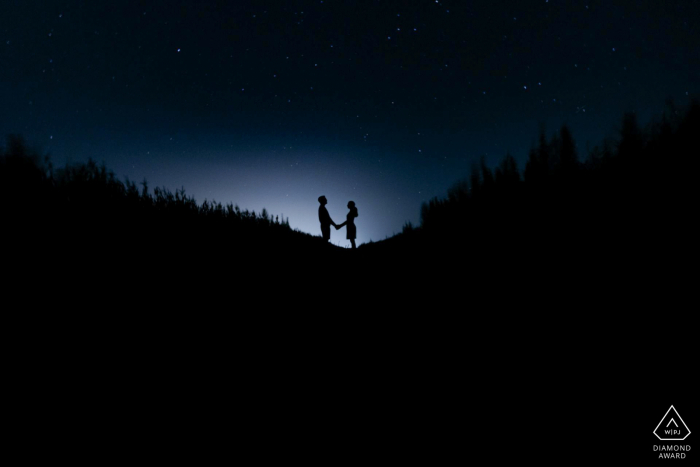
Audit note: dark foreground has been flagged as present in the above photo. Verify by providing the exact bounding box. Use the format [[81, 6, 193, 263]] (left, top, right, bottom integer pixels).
[[4, 217, 694, 464], [2, 103, 697, 462]]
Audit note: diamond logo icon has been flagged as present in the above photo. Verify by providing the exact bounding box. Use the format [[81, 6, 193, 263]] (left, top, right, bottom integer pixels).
[[654, 405, 691, 441]]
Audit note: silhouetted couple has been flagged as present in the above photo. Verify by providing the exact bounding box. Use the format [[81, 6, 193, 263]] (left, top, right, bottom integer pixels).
[[318, 196, 359, 249]]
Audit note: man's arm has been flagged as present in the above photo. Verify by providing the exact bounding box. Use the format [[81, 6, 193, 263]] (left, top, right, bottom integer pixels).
[[320, 207, 336, 226]]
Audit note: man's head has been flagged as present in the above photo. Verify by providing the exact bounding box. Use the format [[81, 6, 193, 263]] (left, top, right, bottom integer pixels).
[[318, 195, 327, 206]]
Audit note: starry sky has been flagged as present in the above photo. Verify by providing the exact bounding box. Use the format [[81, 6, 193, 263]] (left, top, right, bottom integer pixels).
[[1, 1, 698, 246]]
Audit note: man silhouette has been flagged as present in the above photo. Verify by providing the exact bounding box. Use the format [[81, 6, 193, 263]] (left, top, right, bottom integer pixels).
[[318, 196, 337, 242]]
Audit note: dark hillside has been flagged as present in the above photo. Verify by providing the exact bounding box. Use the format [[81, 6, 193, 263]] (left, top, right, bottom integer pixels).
[[366, 102, 698, 288], [2, 102, 697, 306], [2, 112, 695, 463]]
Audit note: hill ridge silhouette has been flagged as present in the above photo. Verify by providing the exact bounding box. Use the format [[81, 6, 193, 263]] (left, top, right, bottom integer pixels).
[[2, 100, 697, 300]]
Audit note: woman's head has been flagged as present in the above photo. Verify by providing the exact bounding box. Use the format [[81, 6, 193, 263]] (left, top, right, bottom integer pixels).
[[347, 201, 358, 217]]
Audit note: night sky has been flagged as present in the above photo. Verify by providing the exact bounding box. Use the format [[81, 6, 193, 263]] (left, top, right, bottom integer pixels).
[[1, 1, 698, 246]]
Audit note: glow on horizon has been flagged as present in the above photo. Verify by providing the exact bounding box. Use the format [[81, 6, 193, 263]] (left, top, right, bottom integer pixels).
[[86, 147, 423, 248]]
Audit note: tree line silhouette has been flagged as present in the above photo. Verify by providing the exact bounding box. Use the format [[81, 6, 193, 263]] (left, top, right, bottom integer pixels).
[[0, 137, 328, 266], [412, 100, 698, 260], [2, 100, 697, 270]]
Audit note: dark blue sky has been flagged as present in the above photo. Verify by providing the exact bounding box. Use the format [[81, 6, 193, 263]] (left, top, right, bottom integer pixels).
[[1, 1, 698, 245]]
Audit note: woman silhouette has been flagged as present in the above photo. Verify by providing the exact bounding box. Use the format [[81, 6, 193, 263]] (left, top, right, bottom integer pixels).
[[336, 201, 359, 249]]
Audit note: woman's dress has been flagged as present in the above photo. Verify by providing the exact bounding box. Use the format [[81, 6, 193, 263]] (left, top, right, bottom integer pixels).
[[346, 212, 357, 239]]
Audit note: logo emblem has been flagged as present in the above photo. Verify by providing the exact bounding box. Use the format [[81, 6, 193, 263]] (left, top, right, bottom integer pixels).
[[654, 405, 691, 441]]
